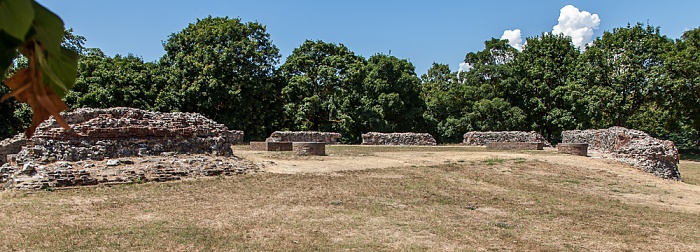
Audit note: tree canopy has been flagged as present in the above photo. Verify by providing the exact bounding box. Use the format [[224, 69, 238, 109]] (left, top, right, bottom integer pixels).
[[2, 16, 699, 149]]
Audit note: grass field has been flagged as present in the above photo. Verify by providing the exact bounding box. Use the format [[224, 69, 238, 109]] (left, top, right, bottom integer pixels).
[[1, 145, 699, 251]]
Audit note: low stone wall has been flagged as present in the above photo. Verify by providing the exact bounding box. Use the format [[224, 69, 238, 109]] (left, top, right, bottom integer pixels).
[[557, 143, 589, 156], [293, 142, 326, 156], [562, 127, 680, 180], [486, 142, 544, 150], [1, 154, 260, 190], [361, 132, 436, 146], [6, 107, 244, 165], [0, 134, 26, 165], [266, 131, 341, 144], [250, 142, 293, 151], [463, 131, 552, 147]]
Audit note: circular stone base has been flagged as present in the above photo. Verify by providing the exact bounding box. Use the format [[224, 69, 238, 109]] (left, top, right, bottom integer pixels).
[[557, 143, 589, 156], [292, 142, 326, 156]]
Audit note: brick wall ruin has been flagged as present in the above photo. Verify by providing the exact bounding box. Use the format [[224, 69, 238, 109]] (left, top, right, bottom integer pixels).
[[266, 131, 341, 144], [361, 132, 437, 146], [0, 107, 255, 190], [2, 107, 244, 165], [562, 126, 681, 180], [0, 134, 25, 165], [463, 131, 552, 147]]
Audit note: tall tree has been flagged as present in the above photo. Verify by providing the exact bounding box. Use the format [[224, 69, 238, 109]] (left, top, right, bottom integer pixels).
[[576, 23, 673, 128], [279, 40, 366, 137], [462, 38, 519, 98], [421, 63, 465, 143], [160, 16, 282, 140], [360, 54, 425, 133], [662, 26, 700, 146], [65, 49, 166, 110], [510, 33, 580, 141]]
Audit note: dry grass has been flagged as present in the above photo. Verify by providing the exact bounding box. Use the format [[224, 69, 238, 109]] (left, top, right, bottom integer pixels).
[[1, 146, 700, 251], [680, 161, 700, 186]]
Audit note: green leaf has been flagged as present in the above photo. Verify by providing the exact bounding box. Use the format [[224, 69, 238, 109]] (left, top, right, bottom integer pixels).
[[0, 31, 20, 75], [41, 46, 78, 98], [0, 0, 34, 40], [30, 1, 63, 56]]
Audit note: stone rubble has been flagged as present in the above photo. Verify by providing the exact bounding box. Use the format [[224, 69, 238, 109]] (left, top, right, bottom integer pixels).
[[562, 126, 681, 180], [0, 107, 258, 190], [0, 133, 25, 165], [3, 107, 244, 165], [361, 132, 437, 146], [1, 154, 260, 190], [463, 131, 552, 147], [266, 131, 341, 144]]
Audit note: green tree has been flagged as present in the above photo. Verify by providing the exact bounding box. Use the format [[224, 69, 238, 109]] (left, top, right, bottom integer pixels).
[[279, 40, 366, 137], [360, 54, 425, 133], [576, 23, 673, 128], [510, 33, 580, 142], [464, 98, 526, 132], [421, 63, 465, 143], [462, 38, 519, 98], [65, 49, 166, 110], [160, 16, 282, 140], [661, 26, 700, 147]]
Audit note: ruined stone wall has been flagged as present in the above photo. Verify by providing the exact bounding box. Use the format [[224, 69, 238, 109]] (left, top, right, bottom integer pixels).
[[0, 134, 25, 165], [463, 131, 552, 147], [562, 127, 680, 180], [266, 131, 341, 144], [361, 132, 437, 146], [1, 154, 260, 190], [8, 107, 243, 164]]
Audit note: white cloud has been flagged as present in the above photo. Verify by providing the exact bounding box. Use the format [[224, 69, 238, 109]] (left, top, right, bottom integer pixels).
[[458, 62, 472, 73], [552, 5, 600, 49], [500, 29, 523, 51]]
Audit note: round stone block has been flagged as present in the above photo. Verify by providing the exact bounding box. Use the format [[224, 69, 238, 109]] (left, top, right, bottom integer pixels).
[[292, 142, 326, 156], [557, 143, 589, 156]]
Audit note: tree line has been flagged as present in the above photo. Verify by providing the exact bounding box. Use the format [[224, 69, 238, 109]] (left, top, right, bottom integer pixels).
[[2, 17, 699, 147]]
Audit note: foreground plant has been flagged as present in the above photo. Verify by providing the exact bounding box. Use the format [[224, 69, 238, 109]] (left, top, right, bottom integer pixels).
[[0, 0, 77, 137]]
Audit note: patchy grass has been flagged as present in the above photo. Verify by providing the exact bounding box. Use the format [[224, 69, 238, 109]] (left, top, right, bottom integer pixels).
[[1, 147, 700, 251]]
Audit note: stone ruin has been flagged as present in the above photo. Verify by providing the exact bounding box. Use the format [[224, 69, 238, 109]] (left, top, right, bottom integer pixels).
[[562, 126, 681, 180], [0, 107, 258, 190], [361, 132, 437, 146], [463, 131, 552, 147], [266, 131, 341, 144], [0, 133, 25, 165]]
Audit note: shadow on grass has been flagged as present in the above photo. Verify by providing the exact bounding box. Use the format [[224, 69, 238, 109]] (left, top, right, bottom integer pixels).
[[679, 149, 700, 162]]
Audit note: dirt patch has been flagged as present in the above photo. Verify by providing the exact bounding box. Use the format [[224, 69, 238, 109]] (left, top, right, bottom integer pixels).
[[234, 145, 530, 174], [234, 145, 700, 214]]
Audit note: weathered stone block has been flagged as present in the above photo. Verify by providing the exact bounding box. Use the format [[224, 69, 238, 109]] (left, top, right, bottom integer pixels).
[[463, 131, 552, 147], [486, 142, 544, 150], [250, 141, 293, 151], [266, 131, 341, 144], [562, 127, 680, 180], [361, 132, 437, 146], [557, 143, 588, 156], [1, 107, 245, 165], [293, 142, 326, 156]]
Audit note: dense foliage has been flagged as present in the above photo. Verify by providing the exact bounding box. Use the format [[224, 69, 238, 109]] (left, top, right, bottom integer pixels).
[[2, 18, 699, 148]]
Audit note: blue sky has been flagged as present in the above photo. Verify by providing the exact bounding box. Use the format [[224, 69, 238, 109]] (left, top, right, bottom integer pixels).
[[36, 0, 700, 74]]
